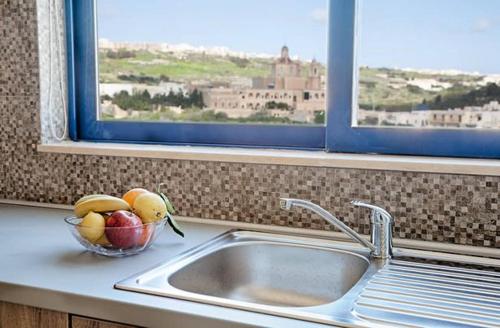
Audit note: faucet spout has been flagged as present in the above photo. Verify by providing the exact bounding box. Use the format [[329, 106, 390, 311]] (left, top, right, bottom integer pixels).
[[279, 198, 376, 253]]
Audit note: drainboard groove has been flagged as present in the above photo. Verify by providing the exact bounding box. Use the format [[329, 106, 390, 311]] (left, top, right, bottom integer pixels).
[[355, 298, 500, 327], [390, 260, 500, 278], [369, 276, 500, 299], [352, 307, 464, 328], [354, 301, 498, 328], [383, 265, 500, 284], [364, 285, 500, 309], [374, 270, 500, 291], [358, 290, 500, 317]]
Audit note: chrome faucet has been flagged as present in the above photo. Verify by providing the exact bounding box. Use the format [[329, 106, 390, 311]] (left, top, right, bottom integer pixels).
[[279, 198, 394, 259]]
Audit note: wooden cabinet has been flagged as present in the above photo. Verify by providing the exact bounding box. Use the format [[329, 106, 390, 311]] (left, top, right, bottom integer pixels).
[[72, 316, 138, 328], [0, 302, 139, 328], [0, 301, 68, 328]]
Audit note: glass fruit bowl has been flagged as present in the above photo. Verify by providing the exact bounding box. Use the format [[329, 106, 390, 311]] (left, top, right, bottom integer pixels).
[[64, 216, 167, 257]]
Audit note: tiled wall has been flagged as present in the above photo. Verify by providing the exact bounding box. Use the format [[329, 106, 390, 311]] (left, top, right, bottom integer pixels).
[[1, 0, 499, 248]]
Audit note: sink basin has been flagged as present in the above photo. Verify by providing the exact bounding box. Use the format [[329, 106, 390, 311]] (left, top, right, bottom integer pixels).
[[168, 242, 369, 307], [116, 230, 376, 326]]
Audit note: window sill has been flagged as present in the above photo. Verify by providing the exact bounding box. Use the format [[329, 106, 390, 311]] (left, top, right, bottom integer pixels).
[[37, 141, 500, 176]]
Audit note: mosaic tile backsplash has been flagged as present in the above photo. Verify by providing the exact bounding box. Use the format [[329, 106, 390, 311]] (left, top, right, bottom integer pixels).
[[1, 0, 499, 248]]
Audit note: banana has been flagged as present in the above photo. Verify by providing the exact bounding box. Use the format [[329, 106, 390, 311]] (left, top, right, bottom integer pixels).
[[74, 194, 111, 207], [74, 195, 130, 217]]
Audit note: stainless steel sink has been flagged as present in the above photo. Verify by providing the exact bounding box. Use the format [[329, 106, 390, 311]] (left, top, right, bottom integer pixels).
[[116, 230, 381, 326], [116, 230, 500, 327], [168, 241, 369, 307]]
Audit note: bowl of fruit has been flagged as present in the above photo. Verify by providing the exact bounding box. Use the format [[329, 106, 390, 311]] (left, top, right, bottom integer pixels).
[[65, 186, 184, 257]]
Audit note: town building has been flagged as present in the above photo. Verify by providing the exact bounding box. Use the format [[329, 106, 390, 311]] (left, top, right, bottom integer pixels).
[[357, 101, 500, 129], [202, 46, 326, 123]]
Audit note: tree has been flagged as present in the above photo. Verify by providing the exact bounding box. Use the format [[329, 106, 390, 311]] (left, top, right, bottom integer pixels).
[[100, 94, 112, 102], [111, 90, 153, 111], [188, 89, 204, 108], [314, 111, 325, 124], [106, 49, 136, 59], [265, 101, 290, 111], [434, 95, 442, 106], [486, 83, 500, 97], [121, 88, 205, 110], [139, 90, 151, 102]]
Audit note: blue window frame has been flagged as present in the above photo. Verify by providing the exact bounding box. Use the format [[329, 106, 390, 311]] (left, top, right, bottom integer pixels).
[[326, 0, 500, 159], [65, 0, 325, 149], [66, 0, 500, 158]]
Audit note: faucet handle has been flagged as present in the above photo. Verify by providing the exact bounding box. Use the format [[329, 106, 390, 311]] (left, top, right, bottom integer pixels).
[[351, 200, 394, 224], [351, 200, 394, 259]]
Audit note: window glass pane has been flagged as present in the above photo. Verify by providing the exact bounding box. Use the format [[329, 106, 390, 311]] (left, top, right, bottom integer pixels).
[[96, 0, 327, 125], [355, 0, 500, 129]]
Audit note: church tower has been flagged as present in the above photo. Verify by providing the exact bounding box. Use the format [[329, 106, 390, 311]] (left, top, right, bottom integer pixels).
[[307, 58, 322, 90], [280, 45, 290, 62], [272, 45, 302, 89], [310, 59, 321, 77]]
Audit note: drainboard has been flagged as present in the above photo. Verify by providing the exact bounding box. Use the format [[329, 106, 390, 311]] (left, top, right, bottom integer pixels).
[[353, 260, 500, 328]]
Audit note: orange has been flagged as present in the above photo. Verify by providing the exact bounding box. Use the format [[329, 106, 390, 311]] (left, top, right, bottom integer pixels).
[[122, 188, 150, 207]]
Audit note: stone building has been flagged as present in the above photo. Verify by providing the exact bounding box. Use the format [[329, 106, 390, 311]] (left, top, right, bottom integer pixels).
[[202, 46, 326, 123], [357, 101, 500, 128]]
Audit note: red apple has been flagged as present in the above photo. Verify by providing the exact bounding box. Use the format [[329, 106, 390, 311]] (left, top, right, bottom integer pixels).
[[105, 210, 143, 249]]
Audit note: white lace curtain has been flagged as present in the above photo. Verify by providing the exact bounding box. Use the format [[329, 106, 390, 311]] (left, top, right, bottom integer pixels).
[[37, 0, 68, 142]]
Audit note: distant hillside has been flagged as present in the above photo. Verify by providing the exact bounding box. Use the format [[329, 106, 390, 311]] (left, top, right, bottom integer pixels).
[[357, 67, 491, 111], [426, 82, 500, 109], [99, 49, 498, 112], [98, 49, 325, 85]]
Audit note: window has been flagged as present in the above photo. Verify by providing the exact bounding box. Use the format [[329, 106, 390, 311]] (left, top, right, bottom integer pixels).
[[67, 0, 327, 149], [327, 0, 500, 158], [355, 0, 500, 131], [66, 0, 500, 158]]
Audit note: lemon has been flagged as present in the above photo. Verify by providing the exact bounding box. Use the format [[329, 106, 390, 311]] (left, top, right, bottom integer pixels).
[[133, 193, 167, 223], [77, 211, 105, 243]]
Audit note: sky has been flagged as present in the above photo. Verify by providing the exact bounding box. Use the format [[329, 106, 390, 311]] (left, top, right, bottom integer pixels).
[[97, 0, 500, 74], [359, 0, 500, 74], [97, 0, 328, 61]]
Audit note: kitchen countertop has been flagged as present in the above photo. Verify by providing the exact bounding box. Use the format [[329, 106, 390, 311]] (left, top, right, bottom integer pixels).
[[0, 204, 331, 328]]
